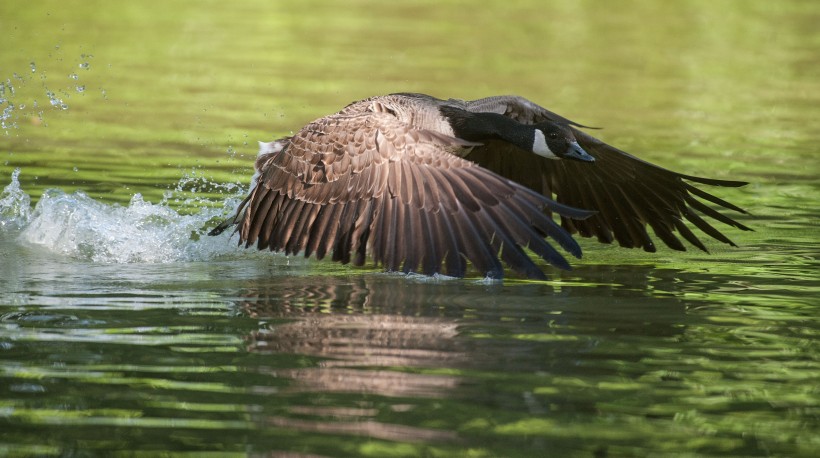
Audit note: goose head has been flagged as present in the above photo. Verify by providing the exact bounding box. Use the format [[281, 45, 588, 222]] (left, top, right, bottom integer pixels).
[[438, 106, 595, 163], [532, 121, 595, 162]]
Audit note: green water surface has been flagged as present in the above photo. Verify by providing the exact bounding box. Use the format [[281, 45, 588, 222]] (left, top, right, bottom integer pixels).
[[1, 1, 818, 456]]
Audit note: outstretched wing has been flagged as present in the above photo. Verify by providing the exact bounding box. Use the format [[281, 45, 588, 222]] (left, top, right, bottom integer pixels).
[[463, 95, 751, 252], [233, 111, 593, 279], [460, 95, 592, 128]]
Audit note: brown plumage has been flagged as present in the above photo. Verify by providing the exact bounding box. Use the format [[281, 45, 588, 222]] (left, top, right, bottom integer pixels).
[[211, 93, 750, 279]]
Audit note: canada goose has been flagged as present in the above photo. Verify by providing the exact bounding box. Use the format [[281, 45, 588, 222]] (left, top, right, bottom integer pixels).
[[210, 93, 750, 279]]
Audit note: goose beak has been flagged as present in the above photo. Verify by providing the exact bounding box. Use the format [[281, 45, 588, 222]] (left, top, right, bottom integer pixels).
[[563, 142, 595, 162]]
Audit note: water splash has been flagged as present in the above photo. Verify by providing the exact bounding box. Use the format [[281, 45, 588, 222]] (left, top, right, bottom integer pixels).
[[1, 103, 15, 130], [1, 81, 17, 130], [0, 169, 31, 231], [45, 90, 68, 110], [2, 170, 255, 264]]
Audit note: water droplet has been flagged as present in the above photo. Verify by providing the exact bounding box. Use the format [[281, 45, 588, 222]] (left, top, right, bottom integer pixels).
[[3, 79, 14, 97], [69, 73, 79, 80], [1, 104, 16, 130], [73, 166, 78, 172], [75, 85, 85, 93], [30, 62, 36, 73], [78, 62, 90, 70], [46, 90, 68, 110]]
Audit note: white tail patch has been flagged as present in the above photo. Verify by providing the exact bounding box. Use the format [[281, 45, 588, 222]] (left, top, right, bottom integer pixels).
[[250, 140, 287, 193], [258, 140, 285, 156]]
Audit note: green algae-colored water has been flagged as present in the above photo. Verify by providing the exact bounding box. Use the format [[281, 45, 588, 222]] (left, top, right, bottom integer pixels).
[[1, 1, 818, 456]]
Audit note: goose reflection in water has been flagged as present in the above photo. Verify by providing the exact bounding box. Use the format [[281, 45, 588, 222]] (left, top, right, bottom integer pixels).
[[235, 275, 473, 444], [238, 277, 470, 396], [227, 269, 693, 445]]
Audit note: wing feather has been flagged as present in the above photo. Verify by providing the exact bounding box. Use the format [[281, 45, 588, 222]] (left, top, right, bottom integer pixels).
[[463, 96, 750, 252], [226, 106, 589, 278]]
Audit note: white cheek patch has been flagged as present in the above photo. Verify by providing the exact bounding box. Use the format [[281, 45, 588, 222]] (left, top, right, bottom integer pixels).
[[532, 130, 557, 159]]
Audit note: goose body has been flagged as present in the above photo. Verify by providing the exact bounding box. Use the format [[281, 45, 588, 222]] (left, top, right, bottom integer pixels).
[[211, 93, 750, 279]]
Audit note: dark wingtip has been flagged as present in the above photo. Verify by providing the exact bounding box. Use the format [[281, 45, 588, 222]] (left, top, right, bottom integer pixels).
[[571, 123, 602, 130], [680, 174, 750, 188], [526, 268, 549, 281], [207, 219, 234, 236], [544, 199, 597, 221]]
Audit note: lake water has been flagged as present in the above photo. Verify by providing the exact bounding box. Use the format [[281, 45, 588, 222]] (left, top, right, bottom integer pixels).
[[1, 1, 818, 456]]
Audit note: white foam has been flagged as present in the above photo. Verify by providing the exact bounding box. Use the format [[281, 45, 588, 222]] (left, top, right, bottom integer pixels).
[[0, 168, 31, 231], [1, 170, 262, 264]]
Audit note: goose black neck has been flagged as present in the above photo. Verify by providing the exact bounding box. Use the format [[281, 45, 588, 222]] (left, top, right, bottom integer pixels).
[[440, 106, 534, 149]]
